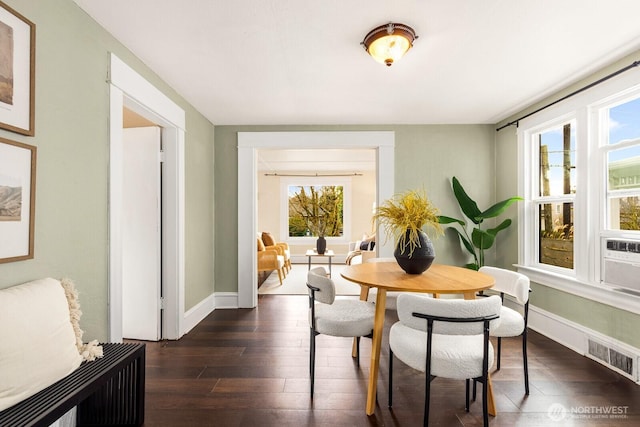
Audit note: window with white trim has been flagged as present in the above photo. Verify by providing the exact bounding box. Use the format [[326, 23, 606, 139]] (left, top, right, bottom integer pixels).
[[518, 74, 640, 296], [280, 177, 351, 243], [602, 96, 640, 232]]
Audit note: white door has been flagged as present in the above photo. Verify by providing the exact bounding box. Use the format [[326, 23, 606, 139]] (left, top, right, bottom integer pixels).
[[122, 127, 162, 340]]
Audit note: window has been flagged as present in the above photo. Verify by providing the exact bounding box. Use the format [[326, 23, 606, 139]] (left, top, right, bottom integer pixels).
[[280, 177, 351, 242], [604, 97, 640, 231], [287, 185, 344, 237], [535, 122, 576, 269], [518, 69, 640, 310]]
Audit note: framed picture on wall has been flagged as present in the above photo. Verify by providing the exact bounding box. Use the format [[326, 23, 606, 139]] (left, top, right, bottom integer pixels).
[[0, 137, 36, 263], [0, 1, 35, 136]]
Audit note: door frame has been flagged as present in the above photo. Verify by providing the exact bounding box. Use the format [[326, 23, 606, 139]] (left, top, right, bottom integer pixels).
[[237, 131, 395, 308], [108, 53, 186, 341]]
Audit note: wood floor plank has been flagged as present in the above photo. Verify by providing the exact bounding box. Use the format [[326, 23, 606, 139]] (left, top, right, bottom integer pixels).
[[135, 293, 640, 426]]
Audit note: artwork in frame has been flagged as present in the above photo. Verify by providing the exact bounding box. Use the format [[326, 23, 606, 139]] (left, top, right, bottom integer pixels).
[[0, 1, 35, 136], [0, 136, 36, 263]]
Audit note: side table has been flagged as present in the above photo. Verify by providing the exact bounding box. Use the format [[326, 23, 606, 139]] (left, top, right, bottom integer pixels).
[[305, 249, 335, 277]]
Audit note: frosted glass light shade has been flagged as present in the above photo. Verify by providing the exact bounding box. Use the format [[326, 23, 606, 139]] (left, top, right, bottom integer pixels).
[[362, 23, 417, 67]]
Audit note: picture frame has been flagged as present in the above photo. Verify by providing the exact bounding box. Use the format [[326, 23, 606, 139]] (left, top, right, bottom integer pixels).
[[0, 136, 36, 263], [0, 1, 35, 136]]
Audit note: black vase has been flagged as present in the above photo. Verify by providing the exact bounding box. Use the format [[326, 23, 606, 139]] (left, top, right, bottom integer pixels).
[[316, 236, 326, 255], [394, 230, 435, 274]]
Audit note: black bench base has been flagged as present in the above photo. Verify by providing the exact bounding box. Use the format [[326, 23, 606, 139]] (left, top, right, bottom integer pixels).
[[0, 343, 145, 427]]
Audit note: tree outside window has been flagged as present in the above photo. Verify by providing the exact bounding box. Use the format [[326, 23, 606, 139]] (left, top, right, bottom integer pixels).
[[537, 122, 575, 269], [288, 185, 344, 237]]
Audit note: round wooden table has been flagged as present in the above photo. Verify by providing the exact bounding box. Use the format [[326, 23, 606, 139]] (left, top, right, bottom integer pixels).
[[341, 262, 496, 416]]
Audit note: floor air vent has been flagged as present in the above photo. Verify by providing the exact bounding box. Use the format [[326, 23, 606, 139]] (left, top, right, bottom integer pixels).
[[587, 338, 637, 381]]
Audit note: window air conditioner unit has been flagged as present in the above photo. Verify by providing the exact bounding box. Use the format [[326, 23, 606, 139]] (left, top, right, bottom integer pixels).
[[601, 238, 640, 296]]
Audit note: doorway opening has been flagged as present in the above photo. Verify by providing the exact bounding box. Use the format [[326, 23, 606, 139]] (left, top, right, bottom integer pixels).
[[237, 131, 395, 308], [108, 53, 186, 342]]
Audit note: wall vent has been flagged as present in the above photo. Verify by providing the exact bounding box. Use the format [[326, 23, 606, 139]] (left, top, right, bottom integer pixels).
[[609, 349, 634, 376], [587, 339, 609, 363], [586, 338, 637, 381]]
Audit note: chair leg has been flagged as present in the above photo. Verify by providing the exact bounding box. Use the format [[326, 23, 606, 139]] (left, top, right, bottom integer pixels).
[[465, 379, 470, 411], [523, 330, 530, 395], [388, 347, 393, 407], [472, 379, 477, 401], [496, 336, 502, 370], [355, 336, 360, 365], [424, 375, 431, 427], [310, 329, 316, 398], [277, 269, 283, 286]]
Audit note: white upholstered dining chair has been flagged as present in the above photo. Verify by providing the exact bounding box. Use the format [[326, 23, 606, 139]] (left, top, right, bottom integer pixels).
[[478, 266, 531, 394], [388, 293, 502, 427], [306, 267, 375, 398]]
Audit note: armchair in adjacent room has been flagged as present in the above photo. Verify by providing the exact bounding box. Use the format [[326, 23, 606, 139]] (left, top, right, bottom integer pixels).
[[261, 232, 291, 273], [257, 238, 286, 286], [345, 233, 376, 265]]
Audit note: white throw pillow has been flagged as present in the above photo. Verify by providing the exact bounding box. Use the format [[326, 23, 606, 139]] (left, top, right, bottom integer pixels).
[[0, 278, 83, 411]]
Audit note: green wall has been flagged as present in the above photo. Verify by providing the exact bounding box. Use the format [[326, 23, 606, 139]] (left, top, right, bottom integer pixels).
[[495, 50, 640, 348], [4, 0, 635, 350], [0, 0, 215, 341], [214, 124, 496, 293]]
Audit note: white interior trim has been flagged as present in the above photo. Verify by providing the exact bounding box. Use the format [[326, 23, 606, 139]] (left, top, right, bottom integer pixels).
[[108, 53, 186, 341], [237, 131, 395, 308]]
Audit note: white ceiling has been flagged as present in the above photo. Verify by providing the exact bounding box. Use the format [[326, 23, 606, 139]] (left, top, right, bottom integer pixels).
[[73, 0, 640, 126]]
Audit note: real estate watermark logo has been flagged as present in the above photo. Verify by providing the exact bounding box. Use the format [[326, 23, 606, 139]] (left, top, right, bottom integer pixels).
[[547, 403, 628, 421]]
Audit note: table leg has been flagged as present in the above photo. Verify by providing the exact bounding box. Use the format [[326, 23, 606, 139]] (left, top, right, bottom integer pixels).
[[329, 256, 332, 277], [353, 286, 371, 358], [366, 288, 387, 415], [487, 375, 496, 416], [308, 256, 311, 271]]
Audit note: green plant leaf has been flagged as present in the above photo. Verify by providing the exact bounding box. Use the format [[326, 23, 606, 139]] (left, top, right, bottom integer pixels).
[[437, 215, 465, 226], [452, 177, 482, 224], [480, 197, 523, 219], [465, 262, 479, 271], [449, 228, 477, 259], [486, 219, 512, 236], [472, 228, 495, 250]]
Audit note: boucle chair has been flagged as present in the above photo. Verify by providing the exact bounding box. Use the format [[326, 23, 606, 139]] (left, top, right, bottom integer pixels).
[[306, 266, 375, 398], [388, 293, 501, 427], [478, 266, 531, 394]]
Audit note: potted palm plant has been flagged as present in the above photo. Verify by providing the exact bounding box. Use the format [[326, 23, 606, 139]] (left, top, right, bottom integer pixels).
[[373, 189, 443, 274], [438, 176, 522, 270]]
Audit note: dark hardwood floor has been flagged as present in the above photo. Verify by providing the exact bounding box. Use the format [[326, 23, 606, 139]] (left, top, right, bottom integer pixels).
[[137, 294, 640, 426]]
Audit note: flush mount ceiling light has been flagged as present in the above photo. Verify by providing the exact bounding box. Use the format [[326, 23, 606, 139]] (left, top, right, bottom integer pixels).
[[361, 22, 418, 67]]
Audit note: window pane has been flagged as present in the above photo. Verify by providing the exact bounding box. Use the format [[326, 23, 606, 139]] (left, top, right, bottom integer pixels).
[[539, 202, 574, 268], [608, 196, 640, 231], [288, 185, 344, 237], [608, 146, 640, 191], [539, 123, 576, 196], [608, 97, 640, 145]]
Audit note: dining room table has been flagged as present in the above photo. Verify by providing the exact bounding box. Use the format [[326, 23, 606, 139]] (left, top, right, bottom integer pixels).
[[341, 261, 496, 416]]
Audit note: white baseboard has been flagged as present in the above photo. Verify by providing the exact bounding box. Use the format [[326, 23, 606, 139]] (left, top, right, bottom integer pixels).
[[182, 294, 215, 335], [182, 292, 239, 335], [529, 304, 640, 383], [214, 292, 239, 309]]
